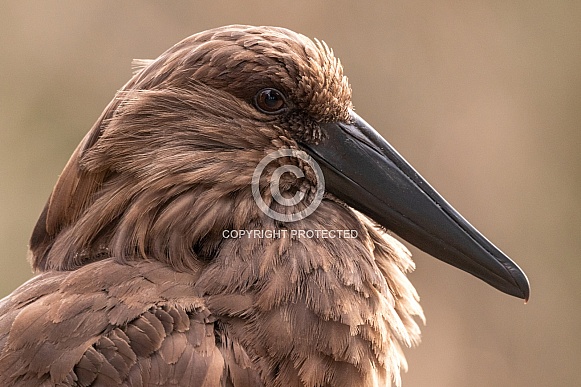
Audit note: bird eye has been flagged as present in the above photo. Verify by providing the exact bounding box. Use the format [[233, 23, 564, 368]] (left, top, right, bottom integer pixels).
[[254, 88, 287, 114]]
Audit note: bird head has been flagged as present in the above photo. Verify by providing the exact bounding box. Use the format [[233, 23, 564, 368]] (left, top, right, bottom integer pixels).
[[29, 25, 528, 302]]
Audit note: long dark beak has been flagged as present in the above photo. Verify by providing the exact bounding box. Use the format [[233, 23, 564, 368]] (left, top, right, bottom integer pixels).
[[300, 110, 530, 300]]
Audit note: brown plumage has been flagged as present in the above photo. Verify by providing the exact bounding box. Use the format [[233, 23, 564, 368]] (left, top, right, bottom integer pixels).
[[0, 25, 528, 386]]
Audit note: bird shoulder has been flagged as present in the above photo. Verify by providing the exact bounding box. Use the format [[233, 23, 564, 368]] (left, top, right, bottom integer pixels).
[[0, 259, 256, 386]]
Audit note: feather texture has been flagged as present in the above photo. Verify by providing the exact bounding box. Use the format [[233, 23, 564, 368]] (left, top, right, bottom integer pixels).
[[0, 25, 423, 386]]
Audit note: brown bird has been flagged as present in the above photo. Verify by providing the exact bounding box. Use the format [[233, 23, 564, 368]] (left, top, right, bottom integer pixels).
[[0, 25, 529, 386]]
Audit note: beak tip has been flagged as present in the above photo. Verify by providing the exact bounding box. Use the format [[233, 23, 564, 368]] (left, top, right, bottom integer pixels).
[[519, 288, 530, 303], [508, 270, 530, 301], [521, 282, 531, 303]]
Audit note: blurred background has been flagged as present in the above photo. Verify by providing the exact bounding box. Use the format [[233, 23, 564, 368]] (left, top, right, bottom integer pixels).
[[0, 1, 579, 386]]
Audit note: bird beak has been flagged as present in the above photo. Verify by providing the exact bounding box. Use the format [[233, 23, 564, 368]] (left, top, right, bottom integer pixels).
[[300, 110, 530, 300]]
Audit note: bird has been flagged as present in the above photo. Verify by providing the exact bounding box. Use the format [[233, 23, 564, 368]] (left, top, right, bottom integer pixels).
[[0, 25, 529, 386]]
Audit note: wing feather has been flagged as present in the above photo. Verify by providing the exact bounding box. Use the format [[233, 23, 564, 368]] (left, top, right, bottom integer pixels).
[[0, 259, 258, 386]]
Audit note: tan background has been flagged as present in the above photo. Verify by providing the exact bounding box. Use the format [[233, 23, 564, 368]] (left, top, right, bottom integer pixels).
[[1, 1, 579, 386]]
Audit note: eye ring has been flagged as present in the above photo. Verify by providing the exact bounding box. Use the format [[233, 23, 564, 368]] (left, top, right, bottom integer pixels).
[[254, 88, 287, 114]]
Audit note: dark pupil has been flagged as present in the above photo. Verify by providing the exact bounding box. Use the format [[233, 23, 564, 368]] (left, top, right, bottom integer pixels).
[[260, 89, 284, 111]]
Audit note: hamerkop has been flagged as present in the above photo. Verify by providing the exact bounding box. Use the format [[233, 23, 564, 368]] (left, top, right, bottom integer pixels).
[[0, 25, 529, 386]]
